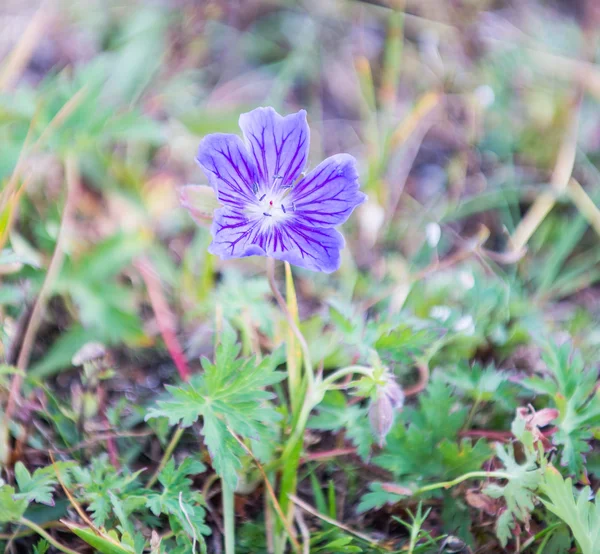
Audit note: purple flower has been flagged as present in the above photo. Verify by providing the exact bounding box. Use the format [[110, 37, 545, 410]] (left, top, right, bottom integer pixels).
[[194, 107, 366, 273]]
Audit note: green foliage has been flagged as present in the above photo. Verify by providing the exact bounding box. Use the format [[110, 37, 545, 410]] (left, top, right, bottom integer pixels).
[[0, 486, 28, 523], [440, 361, 511, 406], [482, 416, 543, 547], [145, 458, 210, 539], [309, 391, 373, 459], [63, 522, 138, 554], [70, 455, 144, 527], [54, 232, 148, 345], [521, 343, 600, 474], [13, 462, 58, 506], [374, 377, 491, 480], [3, 2, 600, 553], [32, 539, 50, 554], [0, 461, 74, 523], [147, 328, 285, 487], [540, 466, 600, 554], [357, 482, 408, 514], [393, 503, 438, 553]]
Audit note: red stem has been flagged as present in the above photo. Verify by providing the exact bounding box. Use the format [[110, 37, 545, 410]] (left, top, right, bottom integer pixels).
[[136, 258, 190, 382]]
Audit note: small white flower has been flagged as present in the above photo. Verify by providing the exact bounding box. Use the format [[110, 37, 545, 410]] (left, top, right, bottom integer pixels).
[[459, 270, 475, 290], [425, 222, 441, 248], [430, 305, 451, 322], [454, 314, 475, 335], [474, 85, 495, 109], [359, 200, 385, 247]]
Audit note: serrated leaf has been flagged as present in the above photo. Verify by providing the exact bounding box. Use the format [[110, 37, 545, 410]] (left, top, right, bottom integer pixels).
[[145, 458, 210, 538], [540, 465, 600, 554], [520, 343, 600, 474], [356, 482, 408, 513], [481, 417, 543, 546], [373, 377, 478, 480], [0, 485, 28, 522], [32, 539, 50, 554], [146, 331, 284, 486], [14, 462, 66, 506]]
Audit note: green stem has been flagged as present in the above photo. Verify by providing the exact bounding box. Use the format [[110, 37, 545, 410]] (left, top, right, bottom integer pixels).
[[279, 394, 314, 462], [281, 365, 375, 459], [19, 517, 80, 554], [222, 478, 235, 554], [462, 396, 482, 432], [266, 258, 314, 386], [320, 365, 375, 389], [413, 471, 511, 496], [284, 262, 301, 413], [146, 425, 185, 488]]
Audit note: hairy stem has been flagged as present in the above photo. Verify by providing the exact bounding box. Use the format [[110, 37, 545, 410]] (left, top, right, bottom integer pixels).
[[320, 365, 376, 389], [412, 471, 511, 496], [222, 478, 235, 554]]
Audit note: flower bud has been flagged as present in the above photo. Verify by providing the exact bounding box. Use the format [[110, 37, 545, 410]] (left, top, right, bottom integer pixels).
[[178, 184, 219, 226], [72, 342, 107, 367], [368, 373, 405, 447]]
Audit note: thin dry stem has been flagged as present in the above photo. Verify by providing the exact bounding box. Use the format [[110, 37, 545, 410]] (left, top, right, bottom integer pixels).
[[289, 494, 382, 548], [568, 178, 600, 238], [5, 153, 79, 426], [0, 2, 49, 91], [294, 509, 310, 554], [510, 89, 583, 253], [227, 427, 302, 553]]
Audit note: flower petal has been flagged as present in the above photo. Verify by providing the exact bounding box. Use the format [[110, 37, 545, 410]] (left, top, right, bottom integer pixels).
[[209, 208, 344, 273], [196, 133, 259, 209], [272, 222, 344, 273], [289, 153, 366, 227], [208, 208, 266, 259], [239, 107, 309, 190]]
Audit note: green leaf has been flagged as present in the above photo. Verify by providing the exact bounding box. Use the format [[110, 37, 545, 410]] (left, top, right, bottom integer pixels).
[[357, 482, 408, 514], [62, 522, 135, 554], [0, 485, 28, 522], [146, 330, 284, 488], [29, 325, 98, 378], [145, 457, 210, 539], [70, 455, 143, 527], [14, 462, 57, 506], [521, 343, 600, 474], [481, 416, 543, 547], [540, 465, 600, 554], [310, 391, 374, 460], [440, 361, 511, 405], [32, 539, 50, 554], [373, 377, 481, 480]]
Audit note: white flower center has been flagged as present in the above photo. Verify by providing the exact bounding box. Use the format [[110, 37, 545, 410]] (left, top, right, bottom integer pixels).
[[246, 190, 292, 226]]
